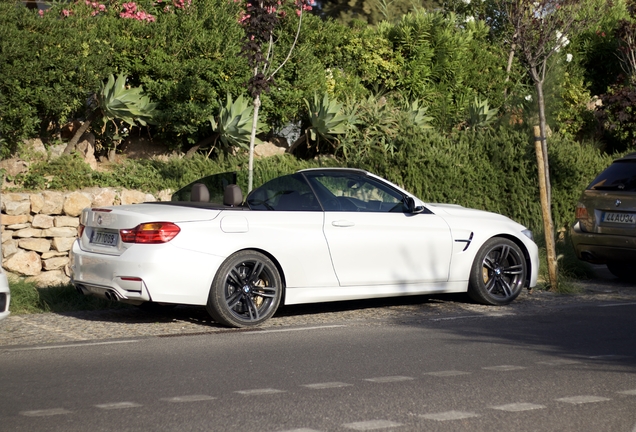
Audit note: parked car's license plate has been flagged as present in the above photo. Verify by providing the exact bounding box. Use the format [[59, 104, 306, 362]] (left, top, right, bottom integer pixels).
[[603, 212, 636, 224], [90, 230, 118, 246]]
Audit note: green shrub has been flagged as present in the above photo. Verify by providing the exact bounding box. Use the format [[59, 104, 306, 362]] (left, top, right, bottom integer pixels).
[[344, 125, 612, 233]]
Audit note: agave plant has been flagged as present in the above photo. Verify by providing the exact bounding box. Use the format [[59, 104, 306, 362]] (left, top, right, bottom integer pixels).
[[209, 93, 264, 150], [96, 74, 160, 130], [403, 99, 433, 129], [63, 74, 160, 156], [306, 93, 349, 141], [467, 96, 498, 129], [288, 92, 349, 153]]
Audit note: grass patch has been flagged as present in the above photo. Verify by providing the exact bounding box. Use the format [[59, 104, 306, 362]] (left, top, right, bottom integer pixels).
[[534, 228, 596, 293], [9, 277, 130, 315]]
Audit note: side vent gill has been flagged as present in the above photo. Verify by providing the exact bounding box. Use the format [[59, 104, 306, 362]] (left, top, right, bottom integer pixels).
[[454, 232, 474, 252]]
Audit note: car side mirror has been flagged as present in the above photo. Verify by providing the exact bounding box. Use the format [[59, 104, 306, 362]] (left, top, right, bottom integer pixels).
[[405, 197, 425, 214]]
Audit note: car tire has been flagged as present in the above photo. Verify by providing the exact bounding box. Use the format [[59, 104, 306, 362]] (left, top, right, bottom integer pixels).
[[606, 262, 636, 282], [207, 250, 283, 328], [468, 237, 527, 306]]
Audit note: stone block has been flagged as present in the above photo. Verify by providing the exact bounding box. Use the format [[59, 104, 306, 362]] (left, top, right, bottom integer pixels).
[[1, 214, 29, 225], [41, 191, 64, 215], [30, 194, 44, 214], [42, 227, 77, 238], [63, 192, 92, 217], [41, 251, 67, 259], [4, 200, 31, 216], [7, 224, 29, 230], [54, 216, 79, 228], [43, 256, 69, 270], [14, 227, 43, 238], [91, 188, 117, 207], [32, 214, 55, 229], [2, 239, 18, 258], [120, 189, 148, 205], [18, 238, 51, 253], [26, 270, 69, 287], [52, 237, 76, 252], [5, 251, 42, 276]]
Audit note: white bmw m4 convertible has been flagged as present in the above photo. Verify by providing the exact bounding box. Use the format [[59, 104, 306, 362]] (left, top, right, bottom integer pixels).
[[70, 168, 538, 327]]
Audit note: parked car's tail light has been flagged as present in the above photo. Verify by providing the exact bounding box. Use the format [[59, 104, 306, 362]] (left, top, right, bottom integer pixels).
[[575, 203, 588, 220], [120, 222, 181, 244], [78, 224, 85, 238]]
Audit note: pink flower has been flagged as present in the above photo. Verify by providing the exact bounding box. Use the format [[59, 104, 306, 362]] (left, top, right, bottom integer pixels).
[[62, 9, 72, 16], [38, 9, 44, 16]]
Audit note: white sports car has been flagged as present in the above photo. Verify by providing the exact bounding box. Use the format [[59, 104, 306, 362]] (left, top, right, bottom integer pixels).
[[0, 269, 9, 321], [70, 168, 538, 327]]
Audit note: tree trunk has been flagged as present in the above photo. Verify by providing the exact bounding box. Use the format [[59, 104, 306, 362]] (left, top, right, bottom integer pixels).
[[533, 104, 558, 291], [248, 95, 261, 193], [63, 110, 99, 155]]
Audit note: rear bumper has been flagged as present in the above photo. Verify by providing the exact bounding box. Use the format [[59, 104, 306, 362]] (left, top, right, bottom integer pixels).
[[570, 221, 636, 264], [70, 239, 225, 306]]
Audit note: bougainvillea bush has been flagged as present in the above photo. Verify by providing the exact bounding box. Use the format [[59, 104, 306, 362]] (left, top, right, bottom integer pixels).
[[0, 0, 248, 154]]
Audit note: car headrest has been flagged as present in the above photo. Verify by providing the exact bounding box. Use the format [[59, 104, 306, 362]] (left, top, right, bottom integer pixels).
[[224, 184, 243, 207], [191, 183, 210, 202]]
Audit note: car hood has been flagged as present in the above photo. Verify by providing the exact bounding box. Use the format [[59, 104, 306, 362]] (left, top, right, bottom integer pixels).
[[428, 203, 526, 226]]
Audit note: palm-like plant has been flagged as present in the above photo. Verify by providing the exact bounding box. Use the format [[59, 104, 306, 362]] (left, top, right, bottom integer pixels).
[[96, 74, 160, 131], [467, 96, 498, 129], [288, 92, 349, 153], [63, 74, 160, 157], [403, 99, 433, 129]]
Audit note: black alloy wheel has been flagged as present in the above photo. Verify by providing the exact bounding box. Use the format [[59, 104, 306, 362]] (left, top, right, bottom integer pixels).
[[207, 250, 282, 327], [468, 238, 527, 306]]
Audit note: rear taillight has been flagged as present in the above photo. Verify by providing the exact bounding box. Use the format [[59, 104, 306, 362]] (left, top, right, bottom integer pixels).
[[575, 203, 588, 220], [120, 222, 181, 244], [78, 224, 85, 238]]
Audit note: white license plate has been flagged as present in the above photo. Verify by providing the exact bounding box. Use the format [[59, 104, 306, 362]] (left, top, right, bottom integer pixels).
[[603, 212, 636, 224], [90, 229, 118, 246]]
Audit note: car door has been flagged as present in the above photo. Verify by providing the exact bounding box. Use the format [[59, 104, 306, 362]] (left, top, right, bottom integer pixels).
[[305, 172, 453, 287], [246, 174, 339, 289]]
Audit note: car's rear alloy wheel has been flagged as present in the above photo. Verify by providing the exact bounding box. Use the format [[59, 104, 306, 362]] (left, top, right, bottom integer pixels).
[[468, 238, 526, 306], [207, 250, 282, 328]]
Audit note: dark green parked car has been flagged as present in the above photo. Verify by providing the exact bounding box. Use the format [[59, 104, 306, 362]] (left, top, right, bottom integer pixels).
[[571, 153, 636, 282]]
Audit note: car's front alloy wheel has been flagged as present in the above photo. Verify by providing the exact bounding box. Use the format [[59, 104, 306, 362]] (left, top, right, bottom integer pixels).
[[468, 238, 527, 306], [207, 250, 282, 328]]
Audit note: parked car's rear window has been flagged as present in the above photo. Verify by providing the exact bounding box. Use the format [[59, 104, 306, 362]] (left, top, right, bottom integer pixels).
[[588, 160, 636, 192]]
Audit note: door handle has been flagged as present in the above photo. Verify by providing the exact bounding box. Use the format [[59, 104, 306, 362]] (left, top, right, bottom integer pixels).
[[332, 220, 355, 227]]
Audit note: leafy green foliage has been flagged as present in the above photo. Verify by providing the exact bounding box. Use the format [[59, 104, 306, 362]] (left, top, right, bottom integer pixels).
[[210, 94, 264, 149], [596, 84, 636, 152]]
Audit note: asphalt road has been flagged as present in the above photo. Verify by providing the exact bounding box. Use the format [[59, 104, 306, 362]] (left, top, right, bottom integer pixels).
[[1, 292, 635, 432]]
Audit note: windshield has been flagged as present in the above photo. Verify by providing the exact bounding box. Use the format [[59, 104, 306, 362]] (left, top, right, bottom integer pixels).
[[171, 172, 238, 204], [588, 160, 636, 192]]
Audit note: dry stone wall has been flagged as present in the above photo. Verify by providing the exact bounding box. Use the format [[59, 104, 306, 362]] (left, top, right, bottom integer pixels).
[[1, 188, 164, 287]]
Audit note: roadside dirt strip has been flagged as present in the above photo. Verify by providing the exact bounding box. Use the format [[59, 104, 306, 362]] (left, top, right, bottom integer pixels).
[[1, 277, 635, 348]]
